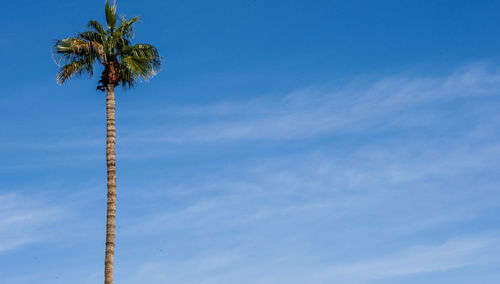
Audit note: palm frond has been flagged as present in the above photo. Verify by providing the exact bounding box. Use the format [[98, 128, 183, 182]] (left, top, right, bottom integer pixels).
[[87, 19, 106, 37], [53, 37, 84, 65], [119, 44, 161, 88], [79, 31, 103, 44], [122, 55, 152, 79], [119, 62, 135, 89], [114, 16, 140, 40], [121, 44, 158, 57], [53, 37, 104, 65], [56, 58, 94, 84], [105, 0, 117, 30], [120, 44, 161, 70]]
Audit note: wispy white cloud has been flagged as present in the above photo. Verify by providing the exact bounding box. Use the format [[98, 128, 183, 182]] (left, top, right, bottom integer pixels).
[[122, 135, 499, 238], [123, 63, 500, 145], [0, 192, 64, 253], [117, 234, 500, 284], [314, 235, 500, 283]]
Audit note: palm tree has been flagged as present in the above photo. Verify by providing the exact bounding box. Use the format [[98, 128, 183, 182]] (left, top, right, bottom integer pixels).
[[53, 1, 161, 283]]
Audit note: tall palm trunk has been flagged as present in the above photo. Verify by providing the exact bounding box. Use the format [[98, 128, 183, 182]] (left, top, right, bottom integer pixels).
[[105, 84, 117, 284]]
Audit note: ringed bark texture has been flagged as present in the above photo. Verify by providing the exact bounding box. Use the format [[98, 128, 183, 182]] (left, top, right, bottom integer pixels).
[[104, 84, 117, 284]]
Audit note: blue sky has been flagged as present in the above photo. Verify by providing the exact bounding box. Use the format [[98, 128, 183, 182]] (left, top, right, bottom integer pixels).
[[1, 0, 500, 283]]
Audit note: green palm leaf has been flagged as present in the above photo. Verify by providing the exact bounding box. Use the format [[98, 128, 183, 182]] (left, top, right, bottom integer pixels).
[[114, 16, 140, 40], [56, 58, 94, 84], [105, 0, 117, 30], [122, 55, 152, 79]]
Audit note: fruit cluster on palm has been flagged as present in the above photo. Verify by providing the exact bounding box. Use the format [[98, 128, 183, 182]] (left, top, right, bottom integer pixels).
[[53, 1, 161, 284]]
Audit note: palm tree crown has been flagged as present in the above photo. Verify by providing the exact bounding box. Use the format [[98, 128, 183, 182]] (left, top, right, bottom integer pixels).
[[54, 0, 161, 91]]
